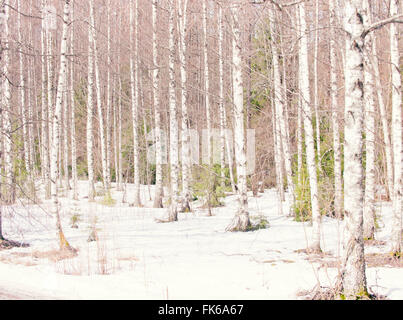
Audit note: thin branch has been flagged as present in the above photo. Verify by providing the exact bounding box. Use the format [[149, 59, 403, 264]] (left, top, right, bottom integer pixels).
[[362, 14, 403, 38]]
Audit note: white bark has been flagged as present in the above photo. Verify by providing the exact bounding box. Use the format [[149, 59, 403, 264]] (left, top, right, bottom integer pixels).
[[341, 0, 367, 298], [152, 0, 163, 208], [169, 0, 179, 221], [70, 1, 78, 200], [178, 0, 191, 210], [363, 0, 376, 240], [87, 7, 96, 201], [41, 0, 50, 197], [47, 26, 54, 157], [130, 0, 141, 206], [50, 0, 73, 250], [203, 0, 212, 164], [106, 0, 112, 190], [371, 40, 394, 201], [17, 0, 30, 173], [313, 0, 321, 162], [1, 0, 13, 204], [330, 0, 343, 219], [269, 7, 295, 213], [226, 3, 250, 232], [90, 0, 110, 193], [271, 98, 284, 216], [218, 4, 226, 188], [63, 88, 70, 191], [390, 0, 402, 254], [299, 3, 321, 252]]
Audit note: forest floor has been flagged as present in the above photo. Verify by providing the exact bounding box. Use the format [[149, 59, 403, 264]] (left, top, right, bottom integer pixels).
[[0, 181, 402, 299]]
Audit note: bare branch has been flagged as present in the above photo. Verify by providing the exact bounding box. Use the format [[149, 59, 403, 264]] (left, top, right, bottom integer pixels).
[[362, 14, 403, 38]]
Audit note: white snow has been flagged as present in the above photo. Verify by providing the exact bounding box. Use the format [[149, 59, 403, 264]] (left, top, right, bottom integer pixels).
[[0, 181, 402, 300]]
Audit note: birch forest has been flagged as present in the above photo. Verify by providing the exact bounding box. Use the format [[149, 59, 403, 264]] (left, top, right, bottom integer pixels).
[[0, 0, 402, 301]]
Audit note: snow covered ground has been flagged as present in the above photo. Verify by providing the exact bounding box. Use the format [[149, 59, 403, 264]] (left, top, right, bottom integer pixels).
[[0, 181, 402, 300]]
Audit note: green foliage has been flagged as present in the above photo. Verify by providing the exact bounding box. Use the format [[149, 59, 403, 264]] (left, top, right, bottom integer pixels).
[[192, 164, 228, 208], [100, 191, 116, 206], [293, 164, 312, 222], [246, 215, 270, 231]]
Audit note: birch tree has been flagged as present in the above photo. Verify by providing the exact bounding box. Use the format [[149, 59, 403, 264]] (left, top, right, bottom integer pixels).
[[298, 3, 321, 252], [41, 0, 50, 198], [129, 0, 141, 206], [340, 0, 367, 298], [1, 0, 13, 204], [329, 0, 343, 219], [70, 1, 78, 200], [90, 0, 110, 194], [152, 0, 163, 208], [168, 0, 179, 221], [203, 0, 212, 164], [390, 0, 402, 255], [87, 6, 96, 201], [269, 6, 295, 213], [363, 0, 376, 240], [226, 2, 251, 232], [49, 0, 73, 251], [17, 0, 30, 173], [177, 0, 191, 211]]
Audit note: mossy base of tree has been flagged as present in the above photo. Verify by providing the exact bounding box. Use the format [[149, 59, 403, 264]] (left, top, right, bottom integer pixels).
[[308, 285, 383, 300], [226, 213, 251, 232], [305, 244, 322, 255]]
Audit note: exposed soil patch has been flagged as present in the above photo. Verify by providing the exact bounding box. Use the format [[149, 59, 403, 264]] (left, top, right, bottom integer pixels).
[[0, 239, 29, 250], [365, 253, 402, 268], [364, 239, 387, 246], [30, 249, 78, 262]]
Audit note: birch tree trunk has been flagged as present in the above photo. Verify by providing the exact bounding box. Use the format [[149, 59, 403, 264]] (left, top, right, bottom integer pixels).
[[203, 0, 212, 164], [90, 0, 110, 194], [178, 0, 191, 211], [299, 3, 321, 252], [372, 40, 394, 201], [0, 0, 6, 238], [130, 0, 141, 206], [70, 1, 78, 200], [390, 0, 402, 255], [271, 98, 284, 216], [226, 2, 250, 232], [363, 0, 376, 240], [330, 0, 343, 219], [269, 7, 295, 214], [17, 0, 30, 173], [41, 0, 50, 197], [168, 0, 179, 221], [106, 0, 112, 190], [50, 0, 73, 251], [47, 26, 54, 162], [87, 8, 96, 202], [340, 0, 367, 298], [152, 0, 163, 208], [1, 0, 14, 205], [63, 89, 70, 191], [218, 4, 226, 189], [313, 0, 321, 162]]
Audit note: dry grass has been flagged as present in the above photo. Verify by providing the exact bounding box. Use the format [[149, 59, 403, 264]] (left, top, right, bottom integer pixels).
[[0, 239, 29, 250], [299, 284, 388, 300], [365, 253, 402, 268], [31, 249, 78, 262]]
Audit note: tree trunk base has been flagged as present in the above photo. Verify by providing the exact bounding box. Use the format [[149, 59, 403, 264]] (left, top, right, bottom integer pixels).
[[226, 212, 250, 232]]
